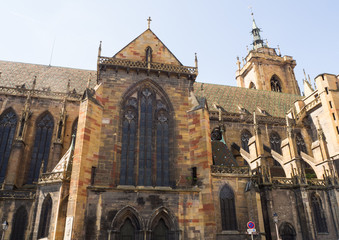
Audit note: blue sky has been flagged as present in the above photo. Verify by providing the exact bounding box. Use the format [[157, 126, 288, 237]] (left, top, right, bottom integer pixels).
[[1, 1, 338, 92]]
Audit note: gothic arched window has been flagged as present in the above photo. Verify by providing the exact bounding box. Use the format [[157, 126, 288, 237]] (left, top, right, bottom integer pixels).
[[271, 75, 282, 92], [270, 132, 282, 154], [311, 193, 328, 233], [72, 118, 78, 144], [220, 185, 237, 230], [153, 219, 169, 239], [38, 194, 53, 239], [146, 46, 152, 63], [120, 85, 171, 186], [120, 218, 135, 239], [249, 82, 256, 89], [28, 112, 54, 184], [0, 109, 17, 183], [10, 206, 27, 240], [241, 130, 252, 153], [296, 132, 307, 155]]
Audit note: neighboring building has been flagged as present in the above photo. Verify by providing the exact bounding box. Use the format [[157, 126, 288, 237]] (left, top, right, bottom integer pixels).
[[0, 18, 338, 240]]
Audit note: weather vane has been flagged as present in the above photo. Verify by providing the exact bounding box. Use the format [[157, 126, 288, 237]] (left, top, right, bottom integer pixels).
[[147, 16, 152, 29]]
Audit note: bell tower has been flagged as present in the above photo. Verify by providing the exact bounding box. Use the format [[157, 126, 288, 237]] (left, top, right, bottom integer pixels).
[[236, 14, 300, 95]]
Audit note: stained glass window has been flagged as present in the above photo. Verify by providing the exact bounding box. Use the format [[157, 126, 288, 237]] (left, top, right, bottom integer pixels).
[[0, 109, 17, 183], [28, 113, 54, 184], [120, 86, 171, 186]]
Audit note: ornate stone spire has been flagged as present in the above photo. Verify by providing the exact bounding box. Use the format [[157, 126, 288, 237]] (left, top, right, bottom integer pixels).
[[251, 12, 265, 50]]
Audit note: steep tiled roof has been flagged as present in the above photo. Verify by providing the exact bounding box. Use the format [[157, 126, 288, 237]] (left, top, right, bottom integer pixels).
[[0, 60, 96, 93], [194, 82, 302, 118]]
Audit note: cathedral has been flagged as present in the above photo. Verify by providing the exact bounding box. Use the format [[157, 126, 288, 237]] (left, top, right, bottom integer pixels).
[[0, 17, 338, 240]]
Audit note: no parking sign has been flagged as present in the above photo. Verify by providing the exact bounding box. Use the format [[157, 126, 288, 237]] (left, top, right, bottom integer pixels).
[[247, 221, 255, 229]]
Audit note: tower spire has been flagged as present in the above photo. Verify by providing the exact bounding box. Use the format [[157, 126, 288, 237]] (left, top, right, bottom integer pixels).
[[250, 11, 265, 50]]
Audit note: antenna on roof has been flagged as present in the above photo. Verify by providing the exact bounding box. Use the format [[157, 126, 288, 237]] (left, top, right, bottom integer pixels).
[[49, 37, 56, 66]]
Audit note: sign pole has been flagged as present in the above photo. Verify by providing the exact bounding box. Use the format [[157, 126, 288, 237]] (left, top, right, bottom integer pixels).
[[251, 232, 254, 240]]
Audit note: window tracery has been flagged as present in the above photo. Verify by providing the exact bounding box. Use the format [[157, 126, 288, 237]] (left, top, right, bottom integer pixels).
[[0, 109, 17, 183], [270, 132, 281, 154], [28, 112, 54, 184], [271, 75, 282, 92], [296, 132, 307, 155], [241, 130, 252, 153], [120, 85, 171, 186]]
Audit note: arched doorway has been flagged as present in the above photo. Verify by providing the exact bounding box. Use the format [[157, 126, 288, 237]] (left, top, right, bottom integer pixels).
[[10, 206, 27, 240], [279, 222, 296, 240]]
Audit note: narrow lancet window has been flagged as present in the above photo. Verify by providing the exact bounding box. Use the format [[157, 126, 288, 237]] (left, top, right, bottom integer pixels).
[[28, 113, 54, 184], [0, 109, 17, 183]]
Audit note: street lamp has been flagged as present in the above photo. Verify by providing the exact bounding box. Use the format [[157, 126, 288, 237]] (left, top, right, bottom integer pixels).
[[1, 221, 8, 240], [273, 213, 281, 240]]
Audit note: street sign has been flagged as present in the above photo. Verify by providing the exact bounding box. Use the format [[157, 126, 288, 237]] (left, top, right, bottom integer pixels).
[[247, 228, 256, 233], [247, 221, 255, 229]]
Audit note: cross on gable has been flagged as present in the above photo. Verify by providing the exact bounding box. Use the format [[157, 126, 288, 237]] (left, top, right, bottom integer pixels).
[[147, 16, 152, 29]]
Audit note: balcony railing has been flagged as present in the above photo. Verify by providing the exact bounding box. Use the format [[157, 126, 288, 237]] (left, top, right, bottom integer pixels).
[[39, 171, 71, 183], [99, 57, 198, 76], [211, 165, 250, 175]]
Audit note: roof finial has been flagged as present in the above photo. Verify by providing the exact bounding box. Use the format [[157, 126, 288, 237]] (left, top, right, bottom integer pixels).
[[98, 41, 102, 57], [303, 69, 307, 81], [277, 45, 281, 56], [236, 56, 241, 70], [195, 53, 198, 69], [147, 16, 152, 29], [87, 74, 91, 88]]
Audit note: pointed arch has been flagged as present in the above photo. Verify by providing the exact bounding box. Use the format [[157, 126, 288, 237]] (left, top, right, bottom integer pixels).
[[147, 207, 179, 240], [28, 111, 54, 183], [10, 206, 27, 240], [279, 222, 296, 240], [311, 192, 328, 233], [110, 206, 143, 239], [146, 46, 153, 63], [220, 184, 237, 230], [270, 131, 282, 154], [119, 79, 173, 186], [240, 129, 252, 153], [249, 82, 256, 89], [38, 194, 53, 239], [72, 117, 78, 144], [295, 132, 307, 155], [0, 108, 17, 183], [270, 74, 282, 92]]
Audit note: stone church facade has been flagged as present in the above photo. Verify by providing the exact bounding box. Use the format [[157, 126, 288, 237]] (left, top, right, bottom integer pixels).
[[0, 19, 338, 240]]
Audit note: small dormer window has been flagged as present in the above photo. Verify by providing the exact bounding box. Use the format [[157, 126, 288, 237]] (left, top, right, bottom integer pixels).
[[145, 46, 152, 63], [270, 75, 282, 92]]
